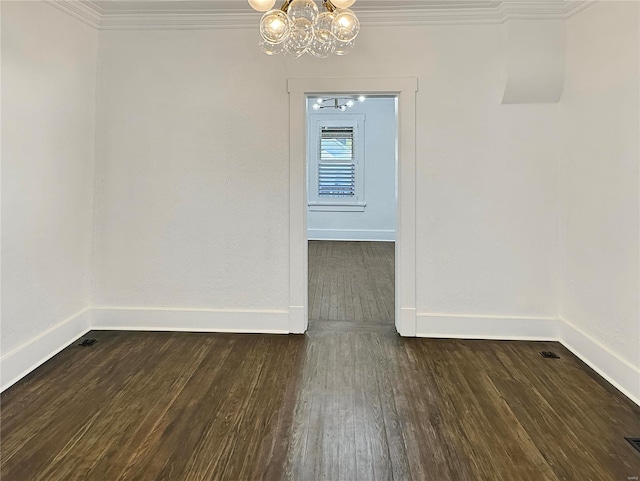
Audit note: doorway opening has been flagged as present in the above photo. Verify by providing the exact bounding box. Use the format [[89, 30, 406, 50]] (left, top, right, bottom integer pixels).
[[287, 77, 418, 336], [306, 95, 397, 328]]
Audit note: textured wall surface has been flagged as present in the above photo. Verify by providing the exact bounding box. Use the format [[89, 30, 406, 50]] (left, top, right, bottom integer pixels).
[[560, 1, 640, 369], [93, 24, 559, 318], [1, 2, 98, 354]]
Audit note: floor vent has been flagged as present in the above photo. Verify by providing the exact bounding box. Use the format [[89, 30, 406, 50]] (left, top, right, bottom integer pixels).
[[626, 438, 640, 454], [540, 351, 560, 359], [79, 338, 97, 347]]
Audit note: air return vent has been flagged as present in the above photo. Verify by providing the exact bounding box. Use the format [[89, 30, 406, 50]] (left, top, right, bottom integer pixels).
[[626, 438, 640, 454], [540, 351, 560, 359]]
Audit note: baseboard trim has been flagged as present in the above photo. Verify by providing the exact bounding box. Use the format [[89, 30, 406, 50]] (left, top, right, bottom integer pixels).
[[307, 229, 395, 242], [415, 313, 639, 406], [1, 308, 91, 392], [397, 307, 417, 336], [288, 306, 306, 334], [558, 317, 640, 406], [91, 307, 290, 334], [3, 308, 638, 407], [416, 313, 557, 340]]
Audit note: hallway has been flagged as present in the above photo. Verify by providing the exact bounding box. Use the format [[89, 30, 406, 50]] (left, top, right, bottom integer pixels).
[[308, 241, 395, 324]]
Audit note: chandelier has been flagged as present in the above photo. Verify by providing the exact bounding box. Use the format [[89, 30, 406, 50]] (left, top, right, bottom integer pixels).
[[247, 0, 360, 58], [312, 96, 366, 111]]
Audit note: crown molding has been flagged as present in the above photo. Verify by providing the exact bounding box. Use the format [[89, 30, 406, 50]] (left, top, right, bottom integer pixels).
[[99, 12, 257, 30], [48, 0, 102, 29], [355, 1, 596, 27], [47, 0, 597, 30]]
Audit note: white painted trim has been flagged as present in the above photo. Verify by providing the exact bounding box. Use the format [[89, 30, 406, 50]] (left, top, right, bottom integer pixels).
[[398, 307, 417, 337], [308, 203, 366, 212], [415, 313, 639, 406], [308, 114, 366, 209], [1, 308, 91, 392], [288, 77, 418, 338], [91, 307, 290, 334], [3, 308, 639, 407], [559, 317, 640, 406], [47, 0, 102, 29], [307, 229, 395, 242], [289, 87, 310, 335], [48, 0, 596, 30], [288, 306, 306, 334], [416, 313, 558, 340]]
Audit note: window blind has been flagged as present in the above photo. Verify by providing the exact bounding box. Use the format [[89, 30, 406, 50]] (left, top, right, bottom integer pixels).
[[318, 127, 355, 197]]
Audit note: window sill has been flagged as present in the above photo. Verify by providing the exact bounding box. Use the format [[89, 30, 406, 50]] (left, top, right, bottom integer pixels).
[[308, 202, 366, 212]]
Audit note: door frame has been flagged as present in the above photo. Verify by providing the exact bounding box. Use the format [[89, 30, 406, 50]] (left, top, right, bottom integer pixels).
[[287, 77, 418, 336]]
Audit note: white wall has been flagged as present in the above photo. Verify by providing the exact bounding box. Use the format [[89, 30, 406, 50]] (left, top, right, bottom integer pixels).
[[559, 1, 640, 395], [1, 1, 98, 386], [93, 30, 291, 311], [93, 24, 559, 325], [2, 2, 638, 404], [307, 96, 396, 241]]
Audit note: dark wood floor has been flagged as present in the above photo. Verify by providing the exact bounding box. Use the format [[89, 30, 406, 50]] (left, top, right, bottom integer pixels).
[[308, 240, 394, 323], [2, 328, 639, 481]]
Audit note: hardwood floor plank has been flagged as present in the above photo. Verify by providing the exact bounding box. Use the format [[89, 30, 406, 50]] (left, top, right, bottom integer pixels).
[[375, 336, 411, 481], [336, 333, 357, 481], [96, 336, 233, 480], [36, 336, 212, 481], [396, 339, 460, 481], [491, 342, 640, 480], [1, 331, 139, 446], [283, 337, 316, 481], [308, 240, 394, 323], [1, 333, 176, 480], [352, 334, 376, 481], [2, 331, 639, 481]]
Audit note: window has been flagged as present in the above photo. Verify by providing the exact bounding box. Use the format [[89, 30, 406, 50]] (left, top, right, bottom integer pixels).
[[308, 114, 365, 211], [319, 127, 355, 197]]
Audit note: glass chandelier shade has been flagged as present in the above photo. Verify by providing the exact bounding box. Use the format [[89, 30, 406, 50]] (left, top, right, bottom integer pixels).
[[248, 0, 277, 12], [249, 0, 359, 57], [288, 0, 319, 23], [260, 10, 291, 44], [330, 0, 355, 7], [332, 9, 359, 42]]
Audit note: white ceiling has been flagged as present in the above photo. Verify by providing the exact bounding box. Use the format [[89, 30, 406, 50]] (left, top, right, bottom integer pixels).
[[49, 0, 595, 29]]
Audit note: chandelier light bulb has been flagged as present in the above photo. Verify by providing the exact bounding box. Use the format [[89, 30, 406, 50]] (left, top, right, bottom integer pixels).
[[312, 103, 321, 110], [339, 105, 347, 111], [332, 9, 360, 42], [358, 95, 366, 102], [251, 0, 359, 57], [316, 98, 323, 104], [330, 0, 356, 8], [248, 0, 277, 12], [346, 99, 354, 107], [260, 10, 291, 44]]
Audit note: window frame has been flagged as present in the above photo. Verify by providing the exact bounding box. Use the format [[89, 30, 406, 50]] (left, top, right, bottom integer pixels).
[[307, 113, 366, 212]]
